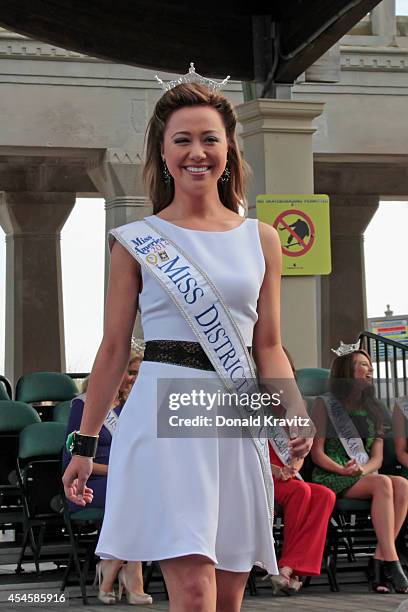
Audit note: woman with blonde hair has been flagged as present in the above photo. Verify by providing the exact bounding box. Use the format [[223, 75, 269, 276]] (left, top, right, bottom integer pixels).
[[63, 344, 152, 605], [63, 67, 312, 611]]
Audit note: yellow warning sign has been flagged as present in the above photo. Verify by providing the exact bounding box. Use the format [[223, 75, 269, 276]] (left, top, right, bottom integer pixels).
[[256, 194, 331, 276]]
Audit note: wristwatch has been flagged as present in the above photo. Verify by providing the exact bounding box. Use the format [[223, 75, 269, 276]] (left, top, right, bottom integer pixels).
[[66, 431, 99, 458]]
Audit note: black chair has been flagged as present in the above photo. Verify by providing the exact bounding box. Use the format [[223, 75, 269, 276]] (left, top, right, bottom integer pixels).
[[325, 498, 373, 591], [15, 422, 67, 575], [60, 503, 104, 604], [52, 400, 72, 426], [16, 372, 78, 421], [0, 401, 41, 535]]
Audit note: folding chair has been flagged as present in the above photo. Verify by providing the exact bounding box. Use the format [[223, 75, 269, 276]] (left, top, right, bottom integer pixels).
[[16, 372, 78, 421], [15, 422, 67, 575], [0, 401, 41, 533], [52, 400, 72, 425], [60, 502, 104, 604], [296, 368, 330, 397]]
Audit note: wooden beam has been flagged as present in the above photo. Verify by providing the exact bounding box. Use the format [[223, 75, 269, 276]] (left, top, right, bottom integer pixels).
[[275, 0, 383, 83], [0, 0, 385, 85], [0, 0, 254, 79]]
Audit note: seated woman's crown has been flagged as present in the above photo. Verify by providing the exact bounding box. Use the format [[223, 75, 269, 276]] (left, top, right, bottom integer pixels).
[[155, 62, 230, 93], [331, 340, 361, 357]]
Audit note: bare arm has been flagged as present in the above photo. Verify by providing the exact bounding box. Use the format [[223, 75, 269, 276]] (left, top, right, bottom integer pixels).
[[63, 241, 140, 503], [393, 403, 408, 468], [253, 222, 314, 457], [311, 398, 383, 476], [361, 438, 383, 474], [79, 241, 140, 436]]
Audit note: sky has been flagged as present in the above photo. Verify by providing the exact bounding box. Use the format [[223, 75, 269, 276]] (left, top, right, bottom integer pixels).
[[397, 0, 408, 14], [0, 198, 407, 373]]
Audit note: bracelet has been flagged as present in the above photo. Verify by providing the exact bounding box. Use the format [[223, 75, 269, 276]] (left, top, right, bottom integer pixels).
[[66, 431, 99, 458]]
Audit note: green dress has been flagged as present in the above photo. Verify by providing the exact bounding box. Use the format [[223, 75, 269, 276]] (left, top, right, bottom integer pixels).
[[312, 404, 378, 496]]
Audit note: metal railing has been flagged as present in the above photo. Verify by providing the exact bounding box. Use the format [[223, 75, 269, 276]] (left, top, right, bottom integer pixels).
[[359, 331, 408, 407]]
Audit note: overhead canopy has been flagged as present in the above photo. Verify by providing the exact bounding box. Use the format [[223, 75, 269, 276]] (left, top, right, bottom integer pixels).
[[0, 0, 382, 89]]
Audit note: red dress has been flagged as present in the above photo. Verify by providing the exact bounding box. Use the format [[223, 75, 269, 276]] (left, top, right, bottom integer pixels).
[[269, 442, 335, 576]]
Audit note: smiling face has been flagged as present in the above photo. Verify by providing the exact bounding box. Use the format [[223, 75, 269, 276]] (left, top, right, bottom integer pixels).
[[161, 105, 229, 197], [352, 352, 374, 382]]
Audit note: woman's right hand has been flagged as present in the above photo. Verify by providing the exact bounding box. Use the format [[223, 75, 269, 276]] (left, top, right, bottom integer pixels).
[[341, 459, 363, 477], [62, 456, 94, 506]]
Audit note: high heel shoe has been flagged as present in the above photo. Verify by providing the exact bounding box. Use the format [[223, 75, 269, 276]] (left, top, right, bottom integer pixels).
[[269, 573, 290, 595], [367, 558, 389, 594], [117, 567, 153, 605], [269, 565, 302, 596], [283, 575, 303, 595], [383, 560, 408, 593], [93, 561, 117, 605]]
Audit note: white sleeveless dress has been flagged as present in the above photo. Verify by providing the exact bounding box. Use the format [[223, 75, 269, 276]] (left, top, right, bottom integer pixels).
[[95, 215, 278, 574]]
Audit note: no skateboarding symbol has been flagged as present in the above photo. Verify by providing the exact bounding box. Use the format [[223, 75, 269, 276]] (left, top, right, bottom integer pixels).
[[274, 209, 315, 257], [256, 194, 331, 275]]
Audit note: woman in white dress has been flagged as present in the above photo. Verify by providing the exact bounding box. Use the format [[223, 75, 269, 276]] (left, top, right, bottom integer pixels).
[[63, 77, 312, 611]]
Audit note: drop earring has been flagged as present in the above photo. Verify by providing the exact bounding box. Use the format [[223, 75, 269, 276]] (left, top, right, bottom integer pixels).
[[162, 159, 171, 183], [219, 165, 230, 184]]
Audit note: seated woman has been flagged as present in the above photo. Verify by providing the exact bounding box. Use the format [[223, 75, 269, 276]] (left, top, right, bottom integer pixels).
[[268, 349, 336, 594], [311, 345, 408, 594], [63, 343, 153, 605], [393, 396, 408, 479]]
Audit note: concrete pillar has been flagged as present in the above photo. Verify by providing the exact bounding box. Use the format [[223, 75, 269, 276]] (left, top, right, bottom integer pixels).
[[0, 191, 75, 387], [371, 0, 396, 44], [87, 150, 151, 337], [236, 99, 324, 368], [104, 196, 151, 236], [320, 195, 379, 367]]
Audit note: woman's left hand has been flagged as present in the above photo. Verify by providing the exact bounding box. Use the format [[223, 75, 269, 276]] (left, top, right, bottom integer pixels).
[[289, 436, 313, 459], [281, 465, 297, 480]]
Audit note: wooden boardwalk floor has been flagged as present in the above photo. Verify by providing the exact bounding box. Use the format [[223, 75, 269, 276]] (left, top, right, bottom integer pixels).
[[1, 535, 407, 612], [1, 568, 408, 612]]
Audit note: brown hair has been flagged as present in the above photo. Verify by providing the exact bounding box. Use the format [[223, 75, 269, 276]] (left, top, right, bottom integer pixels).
[[143, 83, 248, 214], [330, 349, 372, 381], [330, 349, 384, 433]]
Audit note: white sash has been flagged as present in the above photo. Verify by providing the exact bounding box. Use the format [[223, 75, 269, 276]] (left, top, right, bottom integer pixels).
[[109, 218, 274, 522], [322, 392, 370, 465], [103, 409, 120, 437], [77, 393, 119, 437], [396, 396, 408, 422], [269, 426, 302, 480]]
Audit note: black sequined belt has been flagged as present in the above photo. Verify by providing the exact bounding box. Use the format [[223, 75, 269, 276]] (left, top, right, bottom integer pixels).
[[143, 340, 251, 372]]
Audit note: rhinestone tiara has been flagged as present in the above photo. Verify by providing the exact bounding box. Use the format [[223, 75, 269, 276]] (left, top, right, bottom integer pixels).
[[131, 336, 145, 352], [155, 62, 230, 93], [331, 340, 361, 357]]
